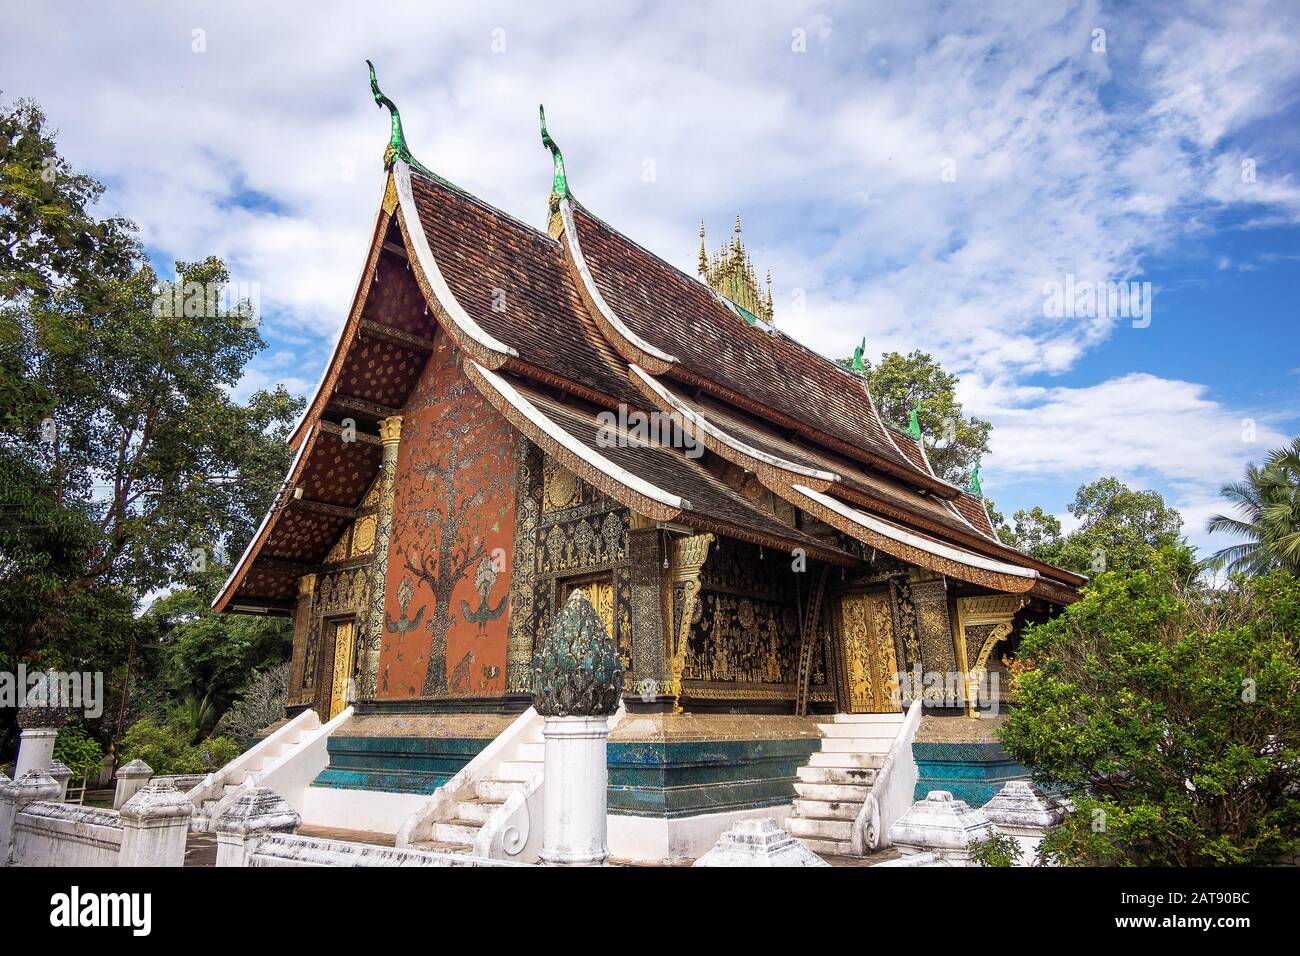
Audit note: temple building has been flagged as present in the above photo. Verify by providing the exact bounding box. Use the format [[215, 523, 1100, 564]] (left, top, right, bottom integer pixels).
[[212, 72, 1084, 862]]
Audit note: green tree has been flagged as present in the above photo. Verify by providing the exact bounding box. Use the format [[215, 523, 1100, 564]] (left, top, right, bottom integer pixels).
[[139, 578, 292, 730], [1205, 438, 1300, 576], [838, 349, 991, 483], [998, 506, 1064, 561], [999, 549, 1300, 866], [1051, 477, 1186, 576], [0, 97, 301, 757]]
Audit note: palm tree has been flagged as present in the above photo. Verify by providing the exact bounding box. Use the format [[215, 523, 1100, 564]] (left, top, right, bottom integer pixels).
[[1205, 438, 1300, 576]]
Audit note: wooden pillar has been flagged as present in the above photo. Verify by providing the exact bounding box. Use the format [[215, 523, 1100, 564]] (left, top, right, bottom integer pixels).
[[358, 415, 402, 699], [666, 533, 713, 714], [286, 574, 317, 708], [626, 512, 668, 708]]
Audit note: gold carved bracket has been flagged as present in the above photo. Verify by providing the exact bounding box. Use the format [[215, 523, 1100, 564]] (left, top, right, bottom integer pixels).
[[954, 594, 1025, 718]]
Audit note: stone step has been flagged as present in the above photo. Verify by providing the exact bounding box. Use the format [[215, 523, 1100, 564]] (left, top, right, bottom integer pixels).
[[829, 712, 906, 723], [795, 836, 854, 857], [793, 798, 860, 820], [818, 737, 894, 754], [222, 783, 243, 796], [787, 816, 853, 841], [413, 839, 473, 855], [494, 760, 542, 782], [457, 798, 505, 824], [808, 751, 886, 770], [795, 780, 874, 802], [516, 741, 545, 762], [797, 765, 879, 786], [817, 722, 902, 739], [476, 778, 527, 802], [431, 821, 481, 845]]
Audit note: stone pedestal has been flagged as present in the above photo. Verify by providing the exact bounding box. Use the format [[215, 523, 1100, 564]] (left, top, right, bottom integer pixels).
[[693, 818, 830, 867], [113, 758, 153, 809], [0, 770, 63, 864], [887, 790, 994, 865], [214, 787, 302, 867], [540, 716, 610, 866], [980, 780, 1064, 865], [14, 728, 59, 779], [118, 781, 194, 867]]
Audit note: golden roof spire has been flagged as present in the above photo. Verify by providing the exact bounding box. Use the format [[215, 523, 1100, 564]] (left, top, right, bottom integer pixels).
[[698, 214, 774, 324]]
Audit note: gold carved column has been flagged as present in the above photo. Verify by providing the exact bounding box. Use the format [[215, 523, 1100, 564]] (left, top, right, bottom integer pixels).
[[287, 573, 317, 708], [667, 532, 713, 713], [358, 415, 402, 698], [953, 594, 1024, 717]]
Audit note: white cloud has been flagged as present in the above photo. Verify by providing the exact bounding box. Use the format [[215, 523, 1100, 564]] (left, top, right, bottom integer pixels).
[[966, 372, 1293, 552], [4, 0, 1299, 559]]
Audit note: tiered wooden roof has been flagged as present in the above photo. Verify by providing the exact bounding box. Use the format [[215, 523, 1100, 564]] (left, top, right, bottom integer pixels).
[[214, 123, 1083, 615]]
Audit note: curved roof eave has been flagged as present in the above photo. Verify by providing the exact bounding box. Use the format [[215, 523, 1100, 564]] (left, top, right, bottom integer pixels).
[[557, 197, 678, 373], [212, 424, 316, 613], [464, 359, 687, 521], [786, 482, 1040, 593], [628, 364, 840, 485], [393, 160, 518, 367]]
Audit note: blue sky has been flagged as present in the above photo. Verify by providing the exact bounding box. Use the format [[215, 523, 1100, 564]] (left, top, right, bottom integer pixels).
[[3, 0, 1298, 558]]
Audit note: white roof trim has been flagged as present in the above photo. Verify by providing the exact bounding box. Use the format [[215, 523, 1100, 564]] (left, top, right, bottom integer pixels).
[[791, 483, 1038, 580], [212, 425, 315, 610], [559, 198, 677, 365], [471, 361, 690, 512], [394, 161, 518, 359], [630, 365, 839, 483]]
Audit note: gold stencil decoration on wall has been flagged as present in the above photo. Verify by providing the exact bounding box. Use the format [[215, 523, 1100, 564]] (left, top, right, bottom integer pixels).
[[543, 457, 582, 513], [351, 514, 378, 556], [324, 528, 350, 565]]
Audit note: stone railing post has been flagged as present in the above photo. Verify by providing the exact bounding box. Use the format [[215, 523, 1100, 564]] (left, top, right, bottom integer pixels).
[[980, 780, 1065, 865], [113, 758, 153, 809], [531, 589, 624, 866], [118, 781, 194, 867], [47, 760, 72, 802], [214, 787, 302, 867], [14, 705, 65, 779], [0, 770, 63, 865], [886, 790, 995, 865]]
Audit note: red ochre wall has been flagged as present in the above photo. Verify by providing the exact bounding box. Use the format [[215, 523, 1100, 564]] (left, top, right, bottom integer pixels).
[[377, 331, 518, 699]]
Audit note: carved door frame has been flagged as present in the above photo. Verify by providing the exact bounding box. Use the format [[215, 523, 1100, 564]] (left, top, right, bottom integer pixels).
[[323, 614, 359, 720]]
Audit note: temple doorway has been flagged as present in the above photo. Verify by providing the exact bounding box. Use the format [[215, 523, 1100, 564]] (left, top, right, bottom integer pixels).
[[834, 589, 902, 714], [327, 618, 358, 719]]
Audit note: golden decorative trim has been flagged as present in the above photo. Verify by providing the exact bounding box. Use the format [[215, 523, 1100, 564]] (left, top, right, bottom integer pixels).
[[378, 415, 404, 446], [668, 532, 713, 712], [382, 173, 399, 215]]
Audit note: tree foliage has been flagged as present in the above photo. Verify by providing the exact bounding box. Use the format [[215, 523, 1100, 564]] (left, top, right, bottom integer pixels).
[[999, 549, 1300, 865], [0, 97, 301, 758], [1205, 438, 1300, 576], [837, 349, 991, 484]]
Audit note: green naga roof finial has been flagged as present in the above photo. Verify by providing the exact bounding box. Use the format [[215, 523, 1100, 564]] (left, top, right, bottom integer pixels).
[[968, 461, 983, 498], [539, 104, 571, 208], [366, 59, 435, 178], [850, 337, 867, 376], [906, 400, 923, 440]]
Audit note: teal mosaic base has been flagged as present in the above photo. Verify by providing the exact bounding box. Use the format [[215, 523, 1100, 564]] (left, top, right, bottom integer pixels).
[[911, 741, 1028, 806], [311, 735, 492, 794], [607, 737, 820, 819]]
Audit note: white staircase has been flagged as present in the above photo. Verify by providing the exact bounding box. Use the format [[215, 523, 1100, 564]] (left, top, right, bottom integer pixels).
[[188, 706, 350, 831], [787, 712, 906, 856], [405, 716, 546, 857]]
